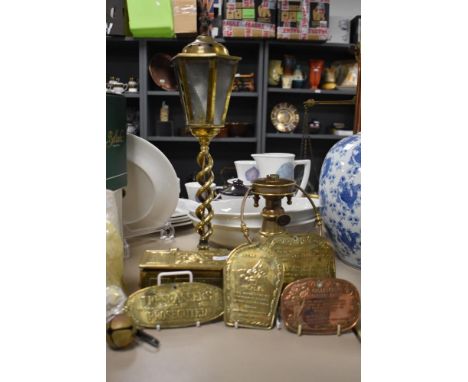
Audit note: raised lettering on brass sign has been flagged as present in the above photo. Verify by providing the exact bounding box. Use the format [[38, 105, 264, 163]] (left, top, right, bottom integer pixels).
[[266, 233, 336, 286], [125, 282, 223, 328], [281, 278, 360, 335], [224, 243, 284, 329]]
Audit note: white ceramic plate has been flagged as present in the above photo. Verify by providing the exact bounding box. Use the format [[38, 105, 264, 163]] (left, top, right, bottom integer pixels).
[[123, 134, 180, 235]]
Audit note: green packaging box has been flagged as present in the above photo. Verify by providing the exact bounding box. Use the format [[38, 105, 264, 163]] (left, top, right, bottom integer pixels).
[[127, 0, 174, 38]]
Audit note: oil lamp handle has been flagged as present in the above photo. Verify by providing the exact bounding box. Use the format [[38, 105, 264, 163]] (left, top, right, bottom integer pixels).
[[239, 186, 253, 243], [294, 184, 323, 237]]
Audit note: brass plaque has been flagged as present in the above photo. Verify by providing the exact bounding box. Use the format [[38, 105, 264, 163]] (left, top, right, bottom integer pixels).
[[224, 243, 284, 329], [139, 248, 226, 288], [281, 278, 360, 335], [266, 233, 336, 286], [125, 282, 223, 329]]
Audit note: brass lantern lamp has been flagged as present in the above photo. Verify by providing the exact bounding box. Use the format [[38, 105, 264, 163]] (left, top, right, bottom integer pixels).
[[172, 34, 241, 250]]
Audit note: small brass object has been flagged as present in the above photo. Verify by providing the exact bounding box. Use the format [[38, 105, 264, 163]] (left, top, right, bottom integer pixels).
[[224, 243, 284, 329], [281, 278, 360, 335], [125, 282, 224, 329], [107, 313, 160, 350], [139, 248, 225, 288]]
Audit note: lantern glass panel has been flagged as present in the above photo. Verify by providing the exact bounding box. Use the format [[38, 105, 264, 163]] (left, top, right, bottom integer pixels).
[[214, 59, 238, 126], [184, 59, 210, 124]]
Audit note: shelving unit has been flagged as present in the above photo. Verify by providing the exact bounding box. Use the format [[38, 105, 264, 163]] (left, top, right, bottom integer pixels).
[[106, 37, 357, 193]]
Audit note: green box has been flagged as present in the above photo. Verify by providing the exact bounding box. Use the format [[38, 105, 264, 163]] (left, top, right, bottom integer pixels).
[[127, 0, 174, 38], [106, 94, 127, 191], [242, 8, 255, 19]]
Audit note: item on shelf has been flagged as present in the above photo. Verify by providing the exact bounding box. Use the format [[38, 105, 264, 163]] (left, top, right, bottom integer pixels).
[[219, 179, 248, 200], [332, 60, 358, 89], [216, 126, 229, 137], [155, 121, 173, 136], [271, 102, 300, 133], [280, 278, 360, 335], [127, 76, 138, 93], [222, 0, 277, 38], [331, 122, 351, 136], [226, 122, 251, 137], [123, 134, 180, 238], [292, 79, 306, 88], [232, 73, 255, 92], [172, 0, 197, 35], [126, 122, 138, 135], [107, 313, 160, 350], [319, 133, 361, 268], [125, 275, 224, 328], [107, 76, 119, 92], [268, 59, 283, 86], [277, 0, 329, 41], [110, 81, 128, 94], [106, 93, 127, 191], [106, 0, 130, 36], [127, 0, 175, 38], [251, 153, 311, 192], [321, 67, 336, 90], [203, 0, 223, 38], [281, 75, 293, 89], [224, 242, 284, 329], [282, 55, 296, 75], [350, 15, 361, 44], [149, 53, 178, 91], [234, 160, 259, 185], [293, 65, 304, 80], [328, 16, 350, 43], [187, 196, 318, 248], [309, 120, 320, 133], [309, 59, 324, 89], [160, 101, 169, 122], [140, 248, 225, 288]]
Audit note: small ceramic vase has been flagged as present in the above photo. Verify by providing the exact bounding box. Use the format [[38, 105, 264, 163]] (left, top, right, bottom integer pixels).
[[309, 59, 325, 89], [319, 133, 361, 268], [283, 55, 296, 75]]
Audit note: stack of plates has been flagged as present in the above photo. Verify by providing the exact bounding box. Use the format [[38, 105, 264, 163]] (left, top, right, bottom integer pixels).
[[169, 199, 198, 227]]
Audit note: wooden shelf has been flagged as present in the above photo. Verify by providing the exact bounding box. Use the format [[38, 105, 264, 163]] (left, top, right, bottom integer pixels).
[[266, 133, 347, 140], [268, 88, 356, 96]]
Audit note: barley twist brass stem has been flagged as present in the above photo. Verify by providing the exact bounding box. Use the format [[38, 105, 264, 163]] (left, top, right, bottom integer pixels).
[[195, 142, 215, 250]]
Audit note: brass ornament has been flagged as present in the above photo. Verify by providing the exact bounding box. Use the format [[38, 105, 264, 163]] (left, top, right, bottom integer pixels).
[[266, 232, 336, 285], [281, 278, 360, 335], [106, 313, 136, 349], [271, 102, 300, 133], [125, 282, 224, 329], [224, 243, 284, 329], [140, 248, 225, 288]]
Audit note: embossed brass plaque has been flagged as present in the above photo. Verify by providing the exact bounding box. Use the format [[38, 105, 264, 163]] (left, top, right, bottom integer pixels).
[[266, 233, 336, 286], [224, 243, 284, 329], [125, 282, 224, 328], [139, 248, 225, 288], [281, 278, 360, 335]]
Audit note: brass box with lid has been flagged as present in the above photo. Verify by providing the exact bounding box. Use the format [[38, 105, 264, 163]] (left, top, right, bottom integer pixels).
[[139, 248, 225, 288]]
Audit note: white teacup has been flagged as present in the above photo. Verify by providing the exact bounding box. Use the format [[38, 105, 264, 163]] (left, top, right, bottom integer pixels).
[[251, 153, 311, 193], [111, 82, 128, 94], [234, 160, 259, 185], [185, 182, 216, 202]]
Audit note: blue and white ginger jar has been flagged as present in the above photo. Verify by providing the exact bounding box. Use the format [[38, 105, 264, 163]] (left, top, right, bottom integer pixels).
[[319, 134, 361, 269]]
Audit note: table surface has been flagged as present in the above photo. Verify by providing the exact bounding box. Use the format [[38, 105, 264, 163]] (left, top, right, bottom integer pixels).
[[107, 226, 361, 382]]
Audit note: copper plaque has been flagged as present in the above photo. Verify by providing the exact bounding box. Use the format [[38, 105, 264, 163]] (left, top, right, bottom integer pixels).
[[266, 233, 336, 286], [281, 278, 360, 335], [224, 243, 284, 329], [125, 282, 223, 329]]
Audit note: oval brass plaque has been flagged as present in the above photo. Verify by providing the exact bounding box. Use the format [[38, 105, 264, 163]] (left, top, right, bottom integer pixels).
[[125, 282, 223, 328], [224, 243, 284, 329], [266, 233, 336, 286], [281, 278, 360, 335]]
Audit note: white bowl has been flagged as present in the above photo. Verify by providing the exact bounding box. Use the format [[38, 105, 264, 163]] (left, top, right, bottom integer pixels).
[[189, 217, 317, 249], [186, 197, 320, 230]]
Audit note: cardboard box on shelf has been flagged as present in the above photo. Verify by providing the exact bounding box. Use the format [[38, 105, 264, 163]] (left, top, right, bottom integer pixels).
[[173, 0, 197, 35], [277, 0, 330, 41], [222, 0, 276, 38]]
